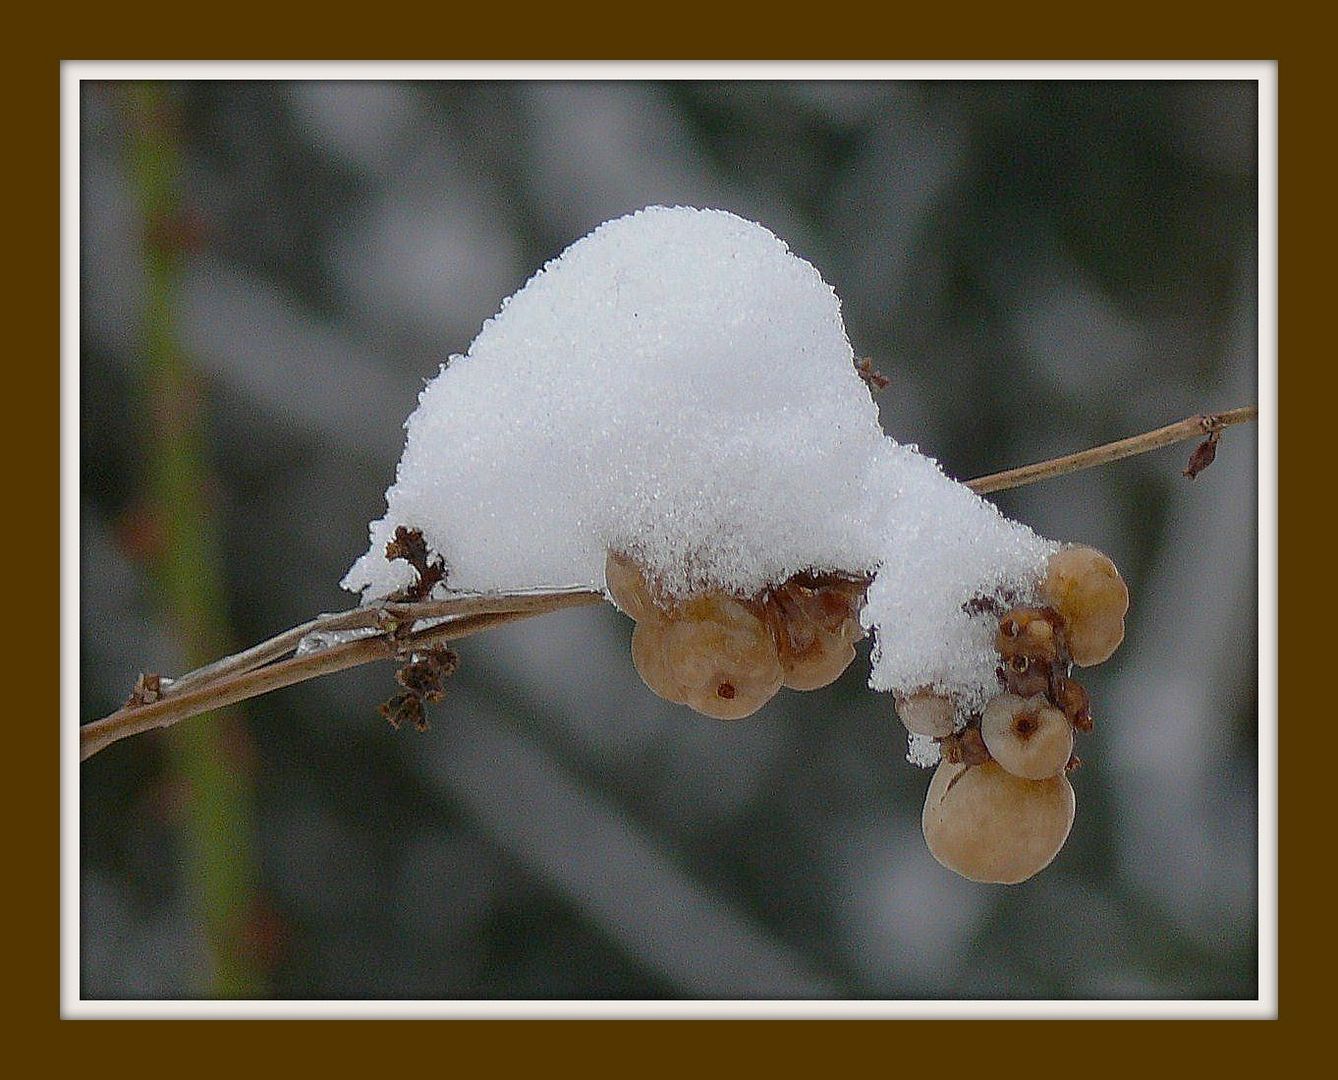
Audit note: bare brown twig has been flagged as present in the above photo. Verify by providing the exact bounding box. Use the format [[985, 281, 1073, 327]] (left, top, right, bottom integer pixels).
[[965, 406, 1257, 495], [81, 590, 602, 760], [81, 406, 1257, 762]]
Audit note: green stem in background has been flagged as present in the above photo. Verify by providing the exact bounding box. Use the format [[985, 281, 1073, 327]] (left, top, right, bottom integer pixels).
[[126, 82, 266, 998]]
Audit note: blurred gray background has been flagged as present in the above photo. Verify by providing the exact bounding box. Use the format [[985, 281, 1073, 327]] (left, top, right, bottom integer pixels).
[[79, 79, 1259, 1000]]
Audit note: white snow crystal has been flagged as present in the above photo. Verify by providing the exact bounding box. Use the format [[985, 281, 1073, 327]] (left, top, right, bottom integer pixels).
[[906, 733, 943, 770], [343, 206, 1057, 739]]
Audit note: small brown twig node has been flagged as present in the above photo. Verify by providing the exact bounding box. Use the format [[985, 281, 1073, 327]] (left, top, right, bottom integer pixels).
[[124, 673, 163, 708]]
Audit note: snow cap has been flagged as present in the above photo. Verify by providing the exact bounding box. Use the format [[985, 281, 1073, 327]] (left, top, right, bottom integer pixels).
[[344, 206, 1055, 732]]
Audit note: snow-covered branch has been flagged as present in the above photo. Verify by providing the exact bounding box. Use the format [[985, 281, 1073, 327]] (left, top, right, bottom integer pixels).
[[80, 206, 1257, 885]]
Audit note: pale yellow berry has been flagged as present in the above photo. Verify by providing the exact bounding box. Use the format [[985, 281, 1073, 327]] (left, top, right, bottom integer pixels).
[[895, 691, 956, 737], [922, 760, 1075, 884], [631, 615, 689, 704], [779, 626, 859, 691], [1041, 545, 1129, 666], [662, 595, 784, 720], [605, 550, 656, 622], [980, 693, 1073, 780]]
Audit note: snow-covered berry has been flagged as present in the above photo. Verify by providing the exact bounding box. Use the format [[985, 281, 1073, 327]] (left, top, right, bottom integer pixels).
[[659, 595, 784, 720], [1041, 545, 1128, 666], [895, 690, 957, 737], [767, 579, 864, 691], [605, 549, 656, 622]]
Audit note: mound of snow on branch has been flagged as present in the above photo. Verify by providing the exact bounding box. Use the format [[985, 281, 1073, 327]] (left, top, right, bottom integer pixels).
[[343, 206, 1055, 721]]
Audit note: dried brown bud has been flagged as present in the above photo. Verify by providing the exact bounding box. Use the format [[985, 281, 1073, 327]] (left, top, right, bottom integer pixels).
[[1183, 430, 1220, 479], [954, 725, 992, 767]]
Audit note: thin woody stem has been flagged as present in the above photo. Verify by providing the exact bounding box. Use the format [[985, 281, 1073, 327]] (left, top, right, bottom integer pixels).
[[80, 405, 1257, 762], [80, 590, 604, 761], [965, 406, 1257, 495], [164, 589, 596, 693]]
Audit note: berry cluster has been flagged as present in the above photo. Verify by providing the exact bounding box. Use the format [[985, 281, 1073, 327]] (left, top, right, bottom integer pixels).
[[909, 545, 1129, 883], [606, 551, 866, 720], [607, 544, 1127, 885]]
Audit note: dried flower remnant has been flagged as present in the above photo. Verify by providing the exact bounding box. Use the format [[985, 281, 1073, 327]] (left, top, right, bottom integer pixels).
[[384, 525, 447, 602], [380, 645, 459, 733], [395, 645, 459, 700], [1052, 675, 1093, 732], [379, 692, 427, 733], [940, 723, 991, 767], [1183, 429, 1221, 479]]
